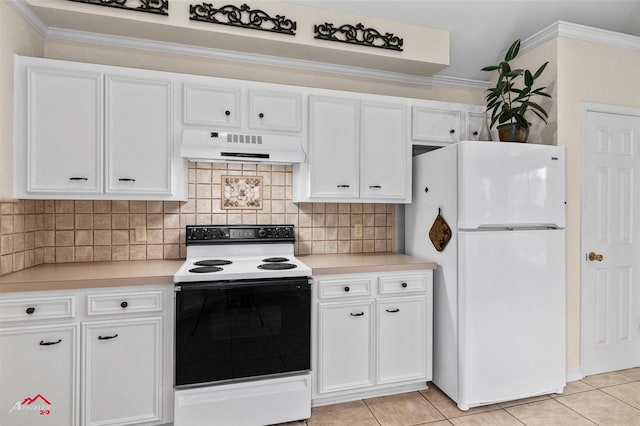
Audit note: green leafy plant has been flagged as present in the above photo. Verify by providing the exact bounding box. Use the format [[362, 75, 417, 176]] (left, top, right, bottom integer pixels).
[[482, 39, 551, 129]]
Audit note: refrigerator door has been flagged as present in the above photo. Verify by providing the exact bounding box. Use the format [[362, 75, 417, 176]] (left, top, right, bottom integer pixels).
[[457, 229, 566, 408], [457, 142, 566, 229]]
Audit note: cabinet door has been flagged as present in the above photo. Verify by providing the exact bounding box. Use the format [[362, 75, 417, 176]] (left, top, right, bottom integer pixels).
[[26, 67, 102, 195], [82, 317, 162, 426], [377, 297, 427, 384], [249, 90, 302, 132], [467, 111, 483, 141], [105, 76, 173, 196], [183, 83, 241, 127], [0, 324, 79, 426], [360, 102, 408, 200], [308, 96, 359, 199], [317, 301, 373, 393], [412, 106, 461, 143]]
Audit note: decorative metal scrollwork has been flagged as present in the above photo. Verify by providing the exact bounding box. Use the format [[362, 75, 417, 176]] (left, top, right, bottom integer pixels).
[[67, 0, 168, 15], [189, 3, 296, 35], [314, 22, 403, 51]]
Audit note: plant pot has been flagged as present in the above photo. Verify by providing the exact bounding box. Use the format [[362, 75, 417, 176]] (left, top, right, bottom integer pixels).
[[497, 123, 530, 143]]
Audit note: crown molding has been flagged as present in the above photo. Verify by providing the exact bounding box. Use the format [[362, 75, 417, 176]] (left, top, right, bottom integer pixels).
[[6, 0, 48, 36], [46, 27, 490, 91], [498, 20, 640, 60]]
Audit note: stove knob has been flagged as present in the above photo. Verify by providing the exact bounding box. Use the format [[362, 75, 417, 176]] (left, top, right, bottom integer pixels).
[[218, 230, 226, 238], [258, 228, 266, 237]]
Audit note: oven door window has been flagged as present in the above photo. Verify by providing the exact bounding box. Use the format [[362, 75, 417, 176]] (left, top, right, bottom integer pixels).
[[175, 278, 311, 387]]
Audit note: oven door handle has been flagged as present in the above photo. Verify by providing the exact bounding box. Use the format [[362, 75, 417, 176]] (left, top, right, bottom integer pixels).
[[175, 278, 311, 292]]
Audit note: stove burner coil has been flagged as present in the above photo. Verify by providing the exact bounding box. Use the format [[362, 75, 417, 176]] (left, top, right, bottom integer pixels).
[[193, 259, 233, 266], [189, 266, 224, 273], [262, 257, 290, 263], [257, 263, 297, 270]]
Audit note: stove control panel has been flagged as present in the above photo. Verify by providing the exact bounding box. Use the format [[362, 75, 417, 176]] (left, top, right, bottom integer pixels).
[[186, 225, 295, 244]]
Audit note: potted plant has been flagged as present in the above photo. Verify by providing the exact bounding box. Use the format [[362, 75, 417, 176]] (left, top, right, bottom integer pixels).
[[482, 39, 551, 142]]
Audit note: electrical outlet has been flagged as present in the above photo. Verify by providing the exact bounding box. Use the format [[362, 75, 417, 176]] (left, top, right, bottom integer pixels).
[[135, 225, 147, 242], [354, 224, 363, 238]]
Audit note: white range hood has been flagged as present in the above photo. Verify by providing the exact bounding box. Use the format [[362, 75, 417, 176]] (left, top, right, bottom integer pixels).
[[180, 129, 306, 164]]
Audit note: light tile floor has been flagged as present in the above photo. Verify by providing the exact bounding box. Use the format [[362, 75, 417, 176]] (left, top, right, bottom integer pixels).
[[282, 368, 640, 425]]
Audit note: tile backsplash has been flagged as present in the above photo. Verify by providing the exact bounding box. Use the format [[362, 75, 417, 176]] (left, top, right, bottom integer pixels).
[[0, 162, 395, 275]]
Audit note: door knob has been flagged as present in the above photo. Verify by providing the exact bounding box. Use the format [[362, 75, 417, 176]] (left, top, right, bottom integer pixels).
[[588, 252, 604, 262]]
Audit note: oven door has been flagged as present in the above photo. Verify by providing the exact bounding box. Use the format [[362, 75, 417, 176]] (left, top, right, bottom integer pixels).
[[175, 277, 311, 388]]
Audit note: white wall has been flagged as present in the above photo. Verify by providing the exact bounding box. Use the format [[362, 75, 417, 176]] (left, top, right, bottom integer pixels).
[[0, 1, 44, 199]]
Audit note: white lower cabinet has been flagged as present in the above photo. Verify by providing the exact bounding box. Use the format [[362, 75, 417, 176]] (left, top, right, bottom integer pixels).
[[0, 324, 79, 426], [318, 301, 374, 393], [0, 285, 172, 426], [312, 270, 433, 405], [83, 317, 163, 426]]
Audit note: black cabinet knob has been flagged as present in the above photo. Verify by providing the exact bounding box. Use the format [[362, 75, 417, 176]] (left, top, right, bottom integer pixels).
[[450, 129, 456, 134], [225, 110, 231, 116], [424, 187, 429, 193], [26, 307, 35, 315], [259, 112, 264, 118], [401, 282, 408, 288], [120, 301, 128, 308], [473, 131, 479, 136], [344, 286, 350, 292]]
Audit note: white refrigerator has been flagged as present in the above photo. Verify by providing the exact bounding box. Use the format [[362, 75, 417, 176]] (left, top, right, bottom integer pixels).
[[405, 141, 566, 410]]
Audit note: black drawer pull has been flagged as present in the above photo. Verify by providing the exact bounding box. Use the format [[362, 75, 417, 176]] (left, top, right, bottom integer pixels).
[[259, 112, 265, 118], [225, 110, 231, 116], [39, 339, 61, 346], [26, 307, 36, 315], [120, 301, 128, 308], [350, 312, 364, 317], [98, 334, 119, 340], [386, 308, 400, 313], [337, 185, 350, 188], [344, 286, 350, 292], [118, 178, 136, 182], [401, 282, 408, 288], [369, 185, 382, 189], [69, 177, 88, 181]]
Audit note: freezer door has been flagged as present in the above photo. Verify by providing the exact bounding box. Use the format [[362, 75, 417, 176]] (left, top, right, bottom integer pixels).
[[458, 142, 566, 229], [457, 229, 566, 407]]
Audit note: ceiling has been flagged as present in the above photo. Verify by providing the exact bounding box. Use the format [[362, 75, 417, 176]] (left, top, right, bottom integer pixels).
[[283, 0, 640, 81]]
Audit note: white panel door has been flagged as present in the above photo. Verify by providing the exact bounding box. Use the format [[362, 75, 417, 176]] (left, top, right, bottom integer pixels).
[[411, 106, 461, 143], [360, 102, 408, 200], [105, 75, 173, 195], [308, 96, 359, 199], [248, 90, 301, 132], [458, 230, 566, 408], [458, 142, 566, 229], [582, 107, 640, 375], [27, 67, 102, 194]]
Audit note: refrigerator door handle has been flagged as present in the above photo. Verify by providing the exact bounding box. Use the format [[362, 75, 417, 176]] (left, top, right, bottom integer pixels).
[[475, 223, 560, 231]]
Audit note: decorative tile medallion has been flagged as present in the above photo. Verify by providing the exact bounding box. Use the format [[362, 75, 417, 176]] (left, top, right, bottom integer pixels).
[[222, 175, 263, 209]]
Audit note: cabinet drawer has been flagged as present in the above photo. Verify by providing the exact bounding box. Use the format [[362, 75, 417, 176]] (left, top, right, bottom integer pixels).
[[0, 295, 76, 323], [318, 278, 372, 300], [87, 290, 163, 316], [379, 275, 429, 295]]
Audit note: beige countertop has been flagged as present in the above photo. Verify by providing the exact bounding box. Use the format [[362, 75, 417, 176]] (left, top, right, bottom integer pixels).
[[0, 254, 436, 293], [298, 253, 436, 276], [0, 260, 183, 293]]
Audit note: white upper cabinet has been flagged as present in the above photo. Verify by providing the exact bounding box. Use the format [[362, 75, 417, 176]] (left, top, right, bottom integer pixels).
[[14, 56, 187, 201], [412, 106, 462, 144], [466, 110, 484, 142], [295, 95, 410, 203], [308, 96, 360, 199], [360, 102, 408, 200], [248, 90, 302, 132], [106, 76, 173, 196], [23, 66, 103, 195], [183, 84, 241, 127]]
